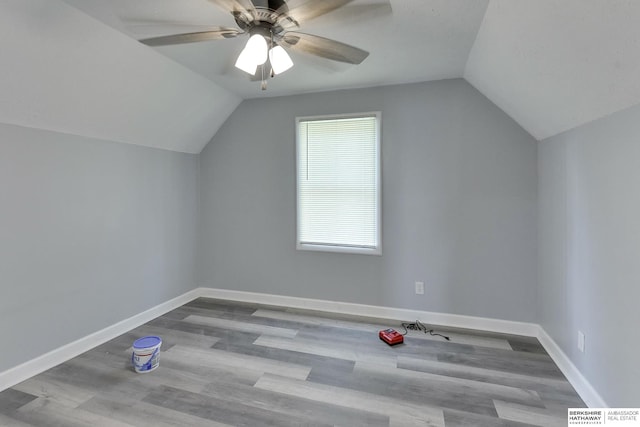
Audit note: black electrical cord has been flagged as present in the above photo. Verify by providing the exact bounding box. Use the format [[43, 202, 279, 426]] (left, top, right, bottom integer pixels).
[[400, 320, 450, 341]]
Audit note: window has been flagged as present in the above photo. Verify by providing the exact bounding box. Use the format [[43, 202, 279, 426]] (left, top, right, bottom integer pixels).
[[296, 112, 381, 255]]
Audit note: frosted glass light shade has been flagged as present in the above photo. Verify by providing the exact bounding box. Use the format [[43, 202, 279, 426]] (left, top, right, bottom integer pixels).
[[235, 34, 268, 74], [269, 45, 293, 75]]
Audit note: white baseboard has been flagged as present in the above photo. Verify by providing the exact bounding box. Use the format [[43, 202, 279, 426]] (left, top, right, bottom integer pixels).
[[536, 327, 608, 407], [1, 286, 605, 409], [196, 287, 539, 337], [0, 289, 200, 393]]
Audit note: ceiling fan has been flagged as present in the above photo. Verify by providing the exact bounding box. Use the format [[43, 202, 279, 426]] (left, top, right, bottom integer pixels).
[[139, 0, 371, 89]]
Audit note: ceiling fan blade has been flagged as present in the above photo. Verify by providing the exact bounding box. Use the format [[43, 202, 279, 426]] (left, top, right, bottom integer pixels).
[[300, 2, 392, 27], [208, 0, 257, 22], [280, 32, 369, 64], [276, 0, 354, 25], [139, 28, 242, 46]]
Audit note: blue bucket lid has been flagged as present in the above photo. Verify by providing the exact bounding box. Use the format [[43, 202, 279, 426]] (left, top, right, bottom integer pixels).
[[133, 336, 162, 349]]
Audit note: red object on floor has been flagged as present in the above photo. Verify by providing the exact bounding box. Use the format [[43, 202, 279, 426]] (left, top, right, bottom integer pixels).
[[379, 328, 404, 345]]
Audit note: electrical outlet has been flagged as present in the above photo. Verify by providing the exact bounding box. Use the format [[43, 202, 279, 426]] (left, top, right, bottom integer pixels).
[[415, 281, 424, 295], [577, 331, 585, 353]]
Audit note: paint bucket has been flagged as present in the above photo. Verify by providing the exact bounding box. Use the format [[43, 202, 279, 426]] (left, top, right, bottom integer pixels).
[[132, 336, 162, 373]]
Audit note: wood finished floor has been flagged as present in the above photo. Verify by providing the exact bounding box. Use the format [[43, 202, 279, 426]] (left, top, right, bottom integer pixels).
[[0, 298, 584, 426]]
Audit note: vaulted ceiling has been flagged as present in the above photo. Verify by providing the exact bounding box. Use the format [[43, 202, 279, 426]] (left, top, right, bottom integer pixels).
[[2, 0, 639, 153]]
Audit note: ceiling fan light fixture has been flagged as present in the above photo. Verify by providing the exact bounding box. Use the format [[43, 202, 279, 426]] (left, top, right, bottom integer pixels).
[[269, 45, 293, 75], [235, 33, 268, 74], [235, 51, 258, 74]]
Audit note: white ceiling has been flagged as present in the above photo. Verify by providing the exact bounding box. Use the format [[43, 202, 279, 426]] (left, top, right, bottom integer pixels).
[[464, 0, 640, 140], [0, 0, 240, 154], [2, 0, 639, 152]]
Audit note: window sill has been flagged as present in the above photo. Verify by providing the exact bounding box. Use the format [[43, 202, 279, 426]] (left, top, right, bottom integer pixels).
[[296, 243, 382, 256]]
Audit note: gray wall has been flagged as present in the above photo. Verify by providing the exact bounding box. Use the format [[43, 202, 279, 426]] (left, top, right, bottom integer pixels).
[[539, 105, 640, 406], [0, 123, 199, 372], [198, 79, 538, 322]]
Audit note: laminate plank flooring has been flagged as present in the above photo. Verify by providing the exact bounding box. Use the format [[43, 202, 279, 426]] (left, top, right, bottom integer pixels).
[[0, 298, 585, 426]]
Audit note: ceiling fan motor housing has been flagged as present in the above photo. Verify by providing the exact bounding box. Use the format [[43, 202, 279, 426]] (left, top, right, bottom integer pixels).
[[253, 0, 288, 13], [234, 0, 295, 33]]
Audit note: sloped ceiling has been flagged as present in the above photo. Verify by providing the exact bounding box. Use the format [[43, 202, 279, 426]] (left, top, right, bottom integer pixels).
[[2, 0, 639, 153], [465, 0, 640, 140], [0, 0, 240, 154]]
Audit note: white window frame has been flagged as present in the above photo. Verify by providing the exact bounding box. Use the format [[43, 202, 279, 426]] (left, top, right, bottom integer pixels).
[[296, 112, 382, 255]]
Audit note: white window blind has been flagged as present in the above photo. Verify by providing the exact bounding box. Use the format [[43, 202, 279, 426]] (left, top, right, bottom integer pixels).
[[296, 113, 381, 255]]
